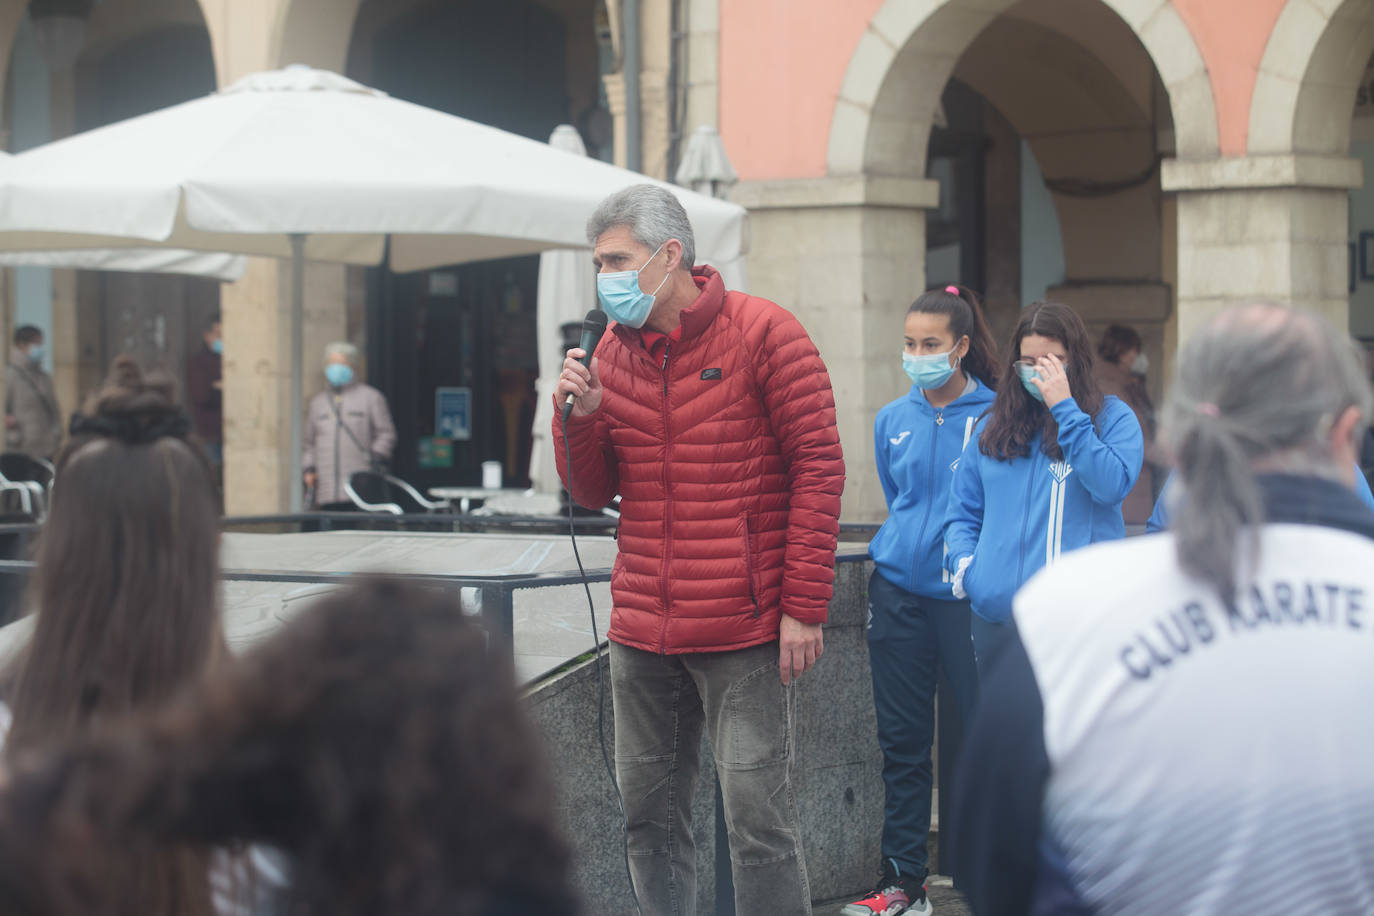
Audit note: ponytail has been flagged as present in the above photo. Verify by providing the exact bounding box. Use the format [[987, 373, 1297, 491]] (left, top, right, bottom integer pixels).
[[1170, 403, 1263, 598], [909, 285, 1000, 390], [1160, 304, 1374, 599]]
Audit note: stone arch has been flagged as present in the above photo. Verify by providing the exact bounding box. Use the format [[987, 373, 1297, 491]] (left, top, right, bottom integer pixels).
[[1249, 0, 1374, 156], [954, 14, 1163, 289], [826, 0, 1219, 177]]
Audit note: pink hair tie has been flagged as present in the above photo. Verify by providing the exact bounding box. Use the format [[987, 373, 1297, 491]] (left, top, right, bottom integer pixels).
[[1198, 403, 1220, 418], [945, 285, 959, 295]]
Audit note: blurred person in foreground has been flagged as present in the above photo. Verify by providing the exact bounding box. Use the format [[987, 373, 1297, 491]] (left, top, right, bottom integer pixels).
[[0, 355, 226, 915], [554, 184, 844, 915], [951, 304, 1374, 915], [6, 325, 61, 460], [302, 342, 396, 509], [0, 578, 575, 916]]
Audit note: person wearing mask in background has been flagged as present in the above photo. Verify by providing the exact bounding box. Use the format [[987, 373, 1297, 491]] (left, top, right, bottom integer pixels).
[[5, 326, 61, 460], [944, 301, 1143, 665], [555, 184, 844, 916], [951, 304, 1374, 915], [186, 314, 224, 473], [302, 342, 396, 510], [843, 286, 998, 916], [1093, 324, 1163, 525]]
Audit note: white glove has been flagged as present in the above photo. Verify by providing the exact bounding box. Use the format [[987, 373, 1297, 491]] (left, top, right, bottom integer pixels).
[[952, 555, 972, 599]]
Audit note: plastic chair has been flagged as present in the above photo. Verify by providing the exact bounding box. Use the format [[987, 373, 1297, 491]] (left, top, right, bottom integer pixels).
[[344, 471, 451, 515]]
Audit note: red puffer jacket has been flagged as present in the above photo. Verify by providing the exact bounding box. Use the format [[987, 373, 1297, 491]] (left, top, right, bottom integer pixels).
[[554, 266, 845, 655]]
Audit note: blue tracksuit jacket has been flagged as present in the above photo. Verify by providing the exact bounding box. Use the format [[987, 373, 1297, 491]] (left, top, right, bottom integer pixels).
[[944, 396, 1144, 623], [869, 379, 997, 598]]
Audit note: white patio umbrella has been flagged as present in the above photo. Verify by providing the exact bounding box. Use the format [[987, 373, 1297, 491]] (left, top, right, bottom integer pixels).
[[0, 65, 749, 511], [529, 125, 597, 495], [0, 152, 246, 280], [0, 247, 245, 280]]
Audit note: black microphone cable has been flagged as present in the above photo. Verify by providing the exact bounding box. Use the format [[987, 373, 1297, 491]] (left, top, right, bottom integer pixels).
[[561, 407, 643, 916]]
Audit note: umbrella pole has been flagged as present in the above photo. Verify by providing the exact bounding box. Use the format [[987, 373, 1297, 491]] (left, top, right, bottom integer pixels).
[[288, 233, 306, 514]]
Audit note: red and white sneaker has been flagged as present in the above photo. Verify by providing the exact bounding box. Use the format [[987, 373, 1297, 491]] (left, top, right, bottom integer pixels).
[[841, 861, 931, 916]]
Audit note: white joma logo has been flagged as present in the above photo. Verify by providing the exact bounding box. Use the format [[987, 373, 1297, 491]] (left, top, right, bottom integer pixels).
[[889, 430, 911, 445]]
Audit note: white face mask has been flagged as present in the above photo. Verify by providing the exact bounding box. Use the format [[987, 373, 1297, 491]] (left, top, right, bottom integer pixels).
[[1131, 352, 1149, 375]]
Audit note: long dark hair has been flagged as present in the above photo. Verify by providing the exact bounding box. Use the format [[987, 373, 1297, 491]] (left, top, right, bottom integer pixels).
[[2, 355, 222, 916], [0, 579, 577, 916], [908, 285, 999, 390], [980, 301, 1104, 461]]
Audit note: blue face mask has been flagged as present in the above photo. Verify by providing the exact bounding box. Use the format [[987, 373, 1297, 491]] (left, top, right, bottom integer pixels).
[[1016, 362, 1045, 402], [210, 339, 223, 356], [902, 350, 957, 390], [26, 345, 45, 364], [325, 364, 353, 388], [596, 243, 668, 329]]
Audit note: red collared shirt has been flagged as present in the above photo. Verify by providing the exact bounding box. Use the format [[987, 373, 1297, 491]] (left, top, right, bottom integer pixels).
[[638, 325, 684, 365]]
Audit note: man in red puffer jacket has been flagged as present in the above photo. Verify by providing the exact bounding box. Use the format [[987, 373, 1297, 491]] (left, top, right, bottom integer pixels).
[[554, 184, 844, 916]]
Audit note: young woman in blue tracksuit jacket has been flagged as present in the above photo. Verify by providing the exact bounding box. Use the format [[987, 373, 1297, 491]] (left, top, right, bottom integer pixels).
[[944, 300, 1143, 664], [846, 286, 998, 916]]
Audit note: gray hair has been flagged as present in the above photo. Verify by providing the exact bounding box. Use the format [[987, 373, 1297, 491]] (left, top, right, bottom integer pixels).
[[1163, 304, 1373, 597], [586, 184, 696, 269], [324, 342, 358, 364]]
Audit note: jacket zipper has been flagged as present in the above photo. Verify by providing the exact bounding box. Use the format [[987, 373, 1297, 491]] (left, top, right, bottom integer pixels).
[[659, 344, 672, 654], [911, 409, 942, 589], [743, 514, 760, 617], [1014, 458, 1036, 586]]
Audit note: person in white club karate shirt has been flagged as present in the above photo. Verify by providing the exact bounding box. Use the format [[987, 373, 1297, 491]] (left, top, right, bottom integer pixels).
[[951, 303, 1374, 915]]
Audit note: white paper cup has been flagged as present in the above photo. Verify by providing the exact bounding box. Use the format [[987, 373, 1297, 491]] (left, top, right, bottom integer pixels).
[[482, 460, 502, 490]]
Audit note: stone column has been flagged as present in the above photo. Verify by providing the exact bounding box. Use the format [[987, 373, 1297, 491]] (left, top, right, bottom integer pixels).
[[45, 70, 82, 422], [206, 0, 352, 515], [731, 177, 938, 523], [683, 0, 718, 132], [222, 258, 347, 515], [1163, 155, 1361, 344]]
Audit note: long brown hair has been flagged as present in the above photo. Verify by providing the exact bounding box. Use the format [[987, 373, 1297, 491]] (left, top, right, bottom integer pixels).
[[3, 355, 222, 916], [980, 301, 1104, 461], [0, 579, 577, 916], [908, 285, 1000, 390]]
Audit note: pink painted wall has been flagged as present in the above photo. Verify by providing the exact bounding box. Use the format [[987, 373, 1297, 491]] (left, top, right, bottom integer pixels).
[[719, 0, 884, 180], [718, 0, 1291, 181], [1172, 0, 1287, 155]]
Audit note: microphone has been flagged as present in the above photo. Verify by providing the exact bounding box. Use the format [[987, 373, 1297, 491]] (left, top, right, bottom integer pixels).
[[562, 308, 609, 421]]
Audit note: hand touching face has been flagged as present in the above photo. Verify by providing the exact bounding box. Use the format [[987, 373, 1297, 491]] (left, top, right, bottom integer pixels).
[[1029, 353, 1071, 408]]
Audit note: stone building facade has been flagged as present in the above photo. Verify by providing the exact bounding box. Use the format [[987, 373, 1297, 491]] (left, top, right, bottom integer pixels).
[[0, 0, 1370, 519]]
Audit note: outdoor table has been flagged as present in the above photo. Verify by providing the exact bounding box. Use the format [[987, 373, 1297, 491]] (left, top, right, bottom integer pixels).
[[428, 486, 531, 513]]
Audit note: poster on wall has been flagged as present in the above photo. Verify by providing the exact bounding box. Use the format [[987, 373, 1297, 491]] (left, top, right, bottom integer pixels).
[[435, 387, 472, 441], [417, 437, 454, 469]]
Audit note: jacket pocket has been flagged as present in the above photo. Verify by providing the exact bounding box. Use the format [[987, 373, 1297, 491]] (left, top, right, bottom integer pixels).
[[962, 554, 981, 603], [743, 514, 761, 617]]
